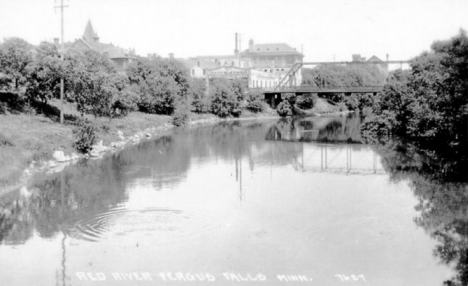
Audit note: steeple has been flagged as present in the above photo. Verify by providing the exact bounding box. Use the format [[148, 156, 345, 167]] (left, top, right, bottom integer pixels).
[[83, 20, 99, 43]]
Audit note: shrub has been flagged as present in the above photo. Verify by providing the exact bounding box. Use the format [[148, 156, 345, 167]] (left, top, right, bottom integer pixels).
[[209, 78, 243, 117], [277, 100, 292, 117], [295, 93, 316, 109], [281, 93, 297, 105], [360, 111, 396, 143], [172, 100, 191, 127], [72, 120, 97, 153], [127, 57, 191, 116], [111, 89, 139, 117], [245, 91, 265, 113], [192, 96, 211, 113]]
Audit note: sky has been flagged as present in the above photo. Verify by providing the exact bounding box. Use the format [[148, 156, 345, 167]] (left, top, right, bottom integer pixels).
[[0, 0, 467, 64]]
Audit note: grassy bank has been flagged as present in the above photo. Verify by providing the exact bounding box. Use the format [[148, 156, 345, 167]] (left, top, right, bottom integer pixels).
[[0, 98, 278, 191], [0, 110, 176, 189]]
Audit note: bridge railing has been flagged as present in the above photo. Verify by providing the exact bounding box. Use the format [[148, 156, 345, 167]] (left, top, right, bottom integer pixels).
[[271, 85, 385, 93]]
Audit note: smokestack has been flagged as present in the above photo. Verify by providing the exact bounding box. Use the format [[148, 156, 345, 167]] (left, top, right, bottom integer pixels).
[[386, 54, 389, 62], [235, 33, 239, 55], [249, 39, 254, 51]]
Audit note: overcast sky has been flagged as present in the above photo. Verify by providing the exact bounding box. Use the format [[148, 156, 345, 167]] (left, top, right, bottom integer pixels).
[[1, 0, 467, 63]]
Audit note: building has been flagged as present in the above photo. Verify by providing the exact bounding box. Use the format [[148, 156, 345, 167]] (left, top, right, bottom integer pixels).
[[177, 35, 304, 90], [240, 39, 304, 88], [67, 20, 136, 70], [241, 40, 303, 69]]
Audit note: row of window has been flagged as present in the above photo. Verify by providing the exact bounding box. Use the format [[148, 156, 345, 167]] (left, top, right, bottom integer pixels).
[[251, 80, 278, 89], [263, 68, 286, 73]]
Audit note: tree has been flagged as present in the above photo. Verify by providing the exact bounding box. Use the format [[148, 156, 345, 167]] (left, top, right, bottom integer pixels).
[[364, 30, 468, 157], [126, 56, 190, 115], [67, 50, 135, 117], [25, 42, 63, 104], [190, 78, 210, 113], [0, 37, 33, 91], [209, 78, 243, 117]]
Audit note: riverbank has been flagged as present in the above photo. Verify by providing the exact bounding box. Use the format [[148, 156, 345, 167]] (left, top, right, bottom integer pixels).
[[0, 102, 279, 195]]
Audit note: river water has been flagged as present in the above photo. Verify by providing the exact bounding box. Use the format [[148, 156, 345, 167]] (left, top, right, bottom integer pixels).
[[0, 115, 464, 286]]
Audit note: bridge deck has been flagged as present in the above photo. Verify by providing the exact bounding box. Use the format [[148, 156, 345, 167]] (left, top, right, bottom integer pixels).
[[266, 86, 384, 94]]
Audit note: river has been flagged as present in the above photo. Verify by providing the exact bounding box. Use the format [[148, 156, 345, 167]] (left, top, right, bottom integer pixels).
[[0, 114, 465, 286]]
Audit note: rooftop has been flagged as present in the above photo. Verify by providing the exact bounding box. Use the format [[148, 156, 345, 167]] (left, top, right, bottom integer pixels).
[[243, 42, 303, 57]]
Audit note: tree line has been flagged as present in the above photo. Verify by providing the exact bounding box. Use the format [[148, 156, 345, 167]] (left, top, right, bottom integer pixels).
[[362, 30, 468, 160], [0, 37, 267, 124]]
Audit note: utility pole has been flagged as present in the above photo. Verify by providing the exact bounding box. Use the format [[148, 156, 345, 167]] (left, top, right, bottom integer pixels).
[[55, 0, 68, 124]]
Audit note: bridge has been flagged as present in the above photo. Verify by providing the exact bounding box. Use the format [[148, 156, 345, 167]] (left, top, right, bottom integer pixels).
[[261, 59, 409, 107], [269, 86, 384, 94], [274, 60, 410, 91]]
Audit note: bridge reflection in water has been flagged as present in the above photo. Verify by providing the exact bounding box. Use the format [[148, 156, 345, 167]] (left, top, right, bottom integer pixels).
[[265, 115, 384, 175]]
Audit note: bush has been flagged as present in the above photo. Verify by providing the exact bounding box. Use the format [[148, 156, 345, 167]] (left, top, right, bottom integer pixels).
[[192, 96, 211, 113], [295, 93, 316, 109], [172, 101, 191, 127], [360, 111, 396, 143], [111, 89, 139, 117], [127, 57, 191, 116], [72, 120, 97, 153], [277, 100, 292, 117], [245, 91, 265, 113], [209, 78, 243, 117], [281, 93, 297, 105]]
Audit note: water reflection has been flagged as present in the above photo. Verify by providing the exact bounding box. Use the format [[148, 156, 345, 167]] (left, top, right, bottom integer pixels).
[[0, 116, 388, 245], [265, 114, 363, 143], [0, 115, 463, 286], [373, 139, 468, 286]]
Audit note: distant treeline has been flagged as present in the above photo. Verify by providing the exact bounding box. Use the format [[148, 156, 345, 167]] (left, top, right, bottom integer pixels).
[[301, 64, 387, 87]]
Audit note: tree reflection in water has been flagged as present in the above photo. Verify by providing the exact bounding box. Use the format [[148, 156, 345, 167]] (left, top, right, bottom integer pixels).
[[0, 115, 367, 246], [0, 121, 287, 245], [265, 114, 363, 144], [1, 116, 466, 285], [373, 139, 468, 286]]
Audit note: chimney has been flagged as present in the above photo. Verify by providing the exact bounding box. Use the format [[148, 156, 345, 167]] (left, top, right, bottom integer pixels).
[[249, 39, 254, 51], [53, 38, 59, 46], [234, 33, 239, 55], [386, 54, 389, 62], [169, 53, 174, 59]]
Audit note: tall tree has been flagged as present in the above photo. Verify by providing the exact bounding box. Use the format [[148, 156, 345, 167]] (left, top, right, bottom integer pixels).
[[0, 37, 33, 91]]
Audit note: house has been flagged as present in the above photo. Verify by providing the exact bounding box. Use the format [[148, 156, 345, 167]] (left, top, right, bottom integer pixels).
[[68, 20, 136, 71]]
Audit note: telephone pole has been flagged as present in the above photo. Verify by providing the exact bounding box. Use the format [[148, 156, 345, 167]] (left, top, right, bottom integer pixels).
[[55, 0, 68, 124]]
